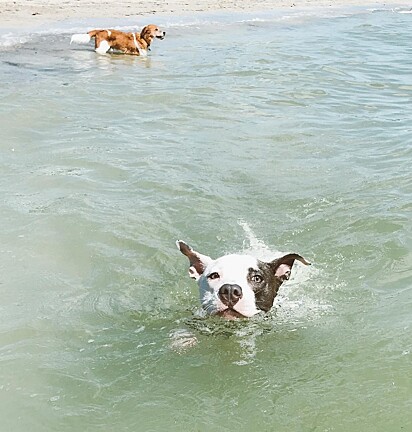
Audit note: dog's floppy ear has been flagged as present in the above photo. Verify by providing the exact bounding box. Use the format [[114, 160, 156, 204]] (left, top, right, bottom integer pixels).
[[140, 25, 153, 39], [269, 253, 311, 282], [176, 240, 212, 281]]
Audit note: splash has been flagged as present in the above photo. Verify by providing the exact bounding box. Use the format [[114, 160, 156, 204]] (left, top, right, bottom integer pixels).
[[238, 220, 276, 261]]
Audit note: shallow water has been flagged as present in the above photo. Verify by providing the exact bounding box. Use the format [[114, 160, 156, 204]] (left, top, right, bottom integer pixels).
[[0, 6, 411, 431]]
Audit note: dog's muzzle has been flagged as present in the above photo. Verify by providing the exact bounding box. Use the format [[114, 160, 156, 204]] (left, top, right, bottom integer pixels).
[[157, 32, 166, 40], [218, 284, 243, 308]]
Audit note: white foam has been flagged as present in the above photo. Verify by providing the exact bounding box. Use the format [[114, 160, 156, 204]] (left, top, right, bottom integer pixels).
[[238, 220, 274, 261], [0, 32, 30, 49], [238, 219, 317, 281]]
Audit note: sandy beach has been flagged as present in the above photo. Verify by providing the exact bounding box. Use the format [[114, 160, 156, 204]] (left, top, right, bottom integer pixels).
[[0, 0, 411, 28]]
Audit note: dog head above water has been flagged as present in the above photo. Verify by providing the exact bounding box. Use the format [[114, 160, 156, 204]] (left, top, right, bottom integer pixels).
[[176, 240, 310, 319], [140, 24, 166, 46]]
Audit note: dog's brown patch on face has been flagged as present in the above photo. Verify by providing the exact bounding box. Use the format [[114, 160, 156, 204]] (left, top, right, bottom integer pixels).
[[251, 262, 283, 313], [253, 255, 311, 313]]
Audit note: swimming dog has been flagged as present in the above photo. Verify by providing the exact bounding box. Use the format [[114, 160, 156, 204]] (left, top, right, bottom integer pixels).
[[70, 24, 165, 55], [177, 240, 310, 319]]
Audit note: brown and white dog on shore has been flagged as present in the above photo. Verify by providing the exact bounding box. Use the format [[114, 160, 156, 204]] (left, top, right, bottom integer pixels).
[[70, 24, 166, 56]]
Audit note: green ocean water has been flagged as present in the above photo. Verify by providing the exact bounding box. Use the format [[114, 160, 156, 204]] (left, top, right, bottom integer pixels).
[[0, 7, 411, 431]]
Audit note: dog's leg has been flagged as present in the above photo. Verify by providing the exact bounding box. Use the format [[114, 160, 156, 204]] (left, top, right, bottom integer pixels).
[[169, 328, 198, 352], [95, 40, 110, 55]]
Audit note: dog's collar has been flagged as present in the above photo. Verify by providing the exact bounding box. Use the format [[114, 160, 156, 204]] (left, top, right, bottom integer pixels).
[[133, 33, 148, 56]]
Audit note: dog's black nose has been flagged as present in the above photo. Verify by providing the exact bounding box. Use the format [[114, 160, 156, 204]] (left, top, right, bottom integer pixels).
[[218, 284, 243, 307]]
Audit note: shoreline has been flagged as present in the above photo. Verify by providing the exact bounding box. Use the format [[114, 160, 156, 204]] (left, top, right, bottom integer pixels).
[[0, 0, 411, 29]]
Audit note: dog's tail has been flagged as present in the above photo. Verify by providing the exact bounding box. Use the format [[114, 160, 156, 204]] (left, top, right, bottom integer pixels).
[[70, 33, 92, 45]]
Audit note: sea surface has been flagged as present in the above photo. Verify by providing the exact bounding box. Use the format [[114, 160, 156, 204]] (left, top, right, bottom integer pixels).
[[0, 5, 411, 431]]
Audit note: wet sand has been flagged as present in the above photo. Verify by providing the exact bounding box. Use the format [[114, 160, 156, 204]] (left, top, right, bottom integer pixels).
[[0, 0, 410, 28]]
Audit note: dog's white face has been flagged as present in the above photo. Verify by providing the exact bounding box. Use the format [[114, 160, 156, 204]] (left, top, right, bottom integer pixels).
[[177, 240, 310, 319], [199, 254, 262, 318]]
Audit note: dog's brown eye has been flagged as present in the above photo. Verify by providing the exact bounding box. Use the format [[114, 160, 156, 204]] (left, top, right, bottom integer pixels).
[[208, 272, 220, 280], [252, 275, 263, 283]]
